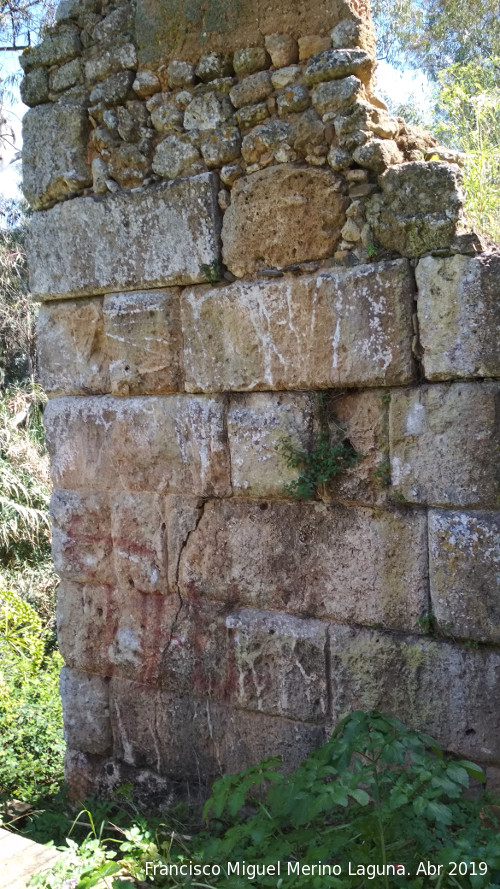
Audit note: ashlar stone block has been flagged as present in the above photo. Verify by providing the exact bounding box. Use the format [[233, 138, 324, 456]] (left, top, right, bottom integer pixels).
[[22, 104, 91, 210], [222, 164, 348, 277], [103, 290, 183, 395], [429, 510, 500, 643], [37, 298, 110, 396], [111, 493, 169, 594], [60, 668, 112, 756], [51, 490, 114, 586], [44, 396, 231, 496], [227, 389, 391, 505], [178, 500, 428, 632], [390, 382, 499, 507], [328, 625, 500, 762], [57, 582, 181, 681], [182, 259, 415, 391], [225, 609, 328, 722], [159, 600, 328, 722], [416, 254, 500, 381], [228, 392, 315, 497], [109, 680, 325, 780], [27, 174, 222, 298]]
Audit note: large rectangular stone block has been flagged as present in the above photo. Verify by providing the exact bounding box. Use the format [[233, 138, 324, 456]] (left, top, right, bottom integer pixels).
[[182, 259, 416, 391], [57, 582, 181, 682], [109, 680, 326, 780], [60, 668, 112, 755], [37, 298, 110, 396], [416, 254, 500, 381], [429, 510, 500, 643], [27, 174, 221, 298], [50, 490, 114, 585], [328, 625, 500, 762], [390, 382, 499, 507], [227, 389, 391, 505], [222, 165, 348, 277], [44, 396, 231, 496], [103, 290, 184, 395], [160, 602, 328, 722], [22, 104, 91, 210], [179, 500, 428, 632]]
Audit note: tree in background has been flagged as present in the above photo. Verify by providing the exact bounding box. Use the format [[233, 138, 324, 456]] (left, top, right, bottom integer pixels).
[[372, 0, 500, 241]]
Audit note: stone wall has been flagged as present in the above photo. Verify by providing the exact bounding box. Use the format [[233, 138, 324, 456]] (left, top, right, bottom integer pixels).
[[22, 0, 500, 804]]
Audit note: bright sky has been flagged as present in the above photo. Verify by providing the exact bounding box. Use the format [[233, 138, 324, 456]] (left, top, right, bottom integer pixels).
[[0, 55, 433, 203], [0, 51, 26, 201]]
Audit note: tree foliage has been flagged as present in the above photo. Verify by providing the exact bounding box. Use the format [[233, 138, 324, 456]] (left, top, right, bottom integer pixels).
[[372, 0, 500, 76]]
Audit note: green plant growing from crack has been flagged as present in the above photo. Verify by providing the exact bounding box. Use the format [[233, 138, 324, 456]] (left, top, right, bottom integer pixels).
[[278, 392, 361, 500]]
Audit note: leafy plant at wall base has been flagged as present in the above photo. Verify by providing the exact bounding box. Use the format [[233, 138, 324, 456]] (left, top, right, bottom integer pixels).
[[0, 589, 64, 801], [201, 711, 500, 889], [28, 711, 500, 889]]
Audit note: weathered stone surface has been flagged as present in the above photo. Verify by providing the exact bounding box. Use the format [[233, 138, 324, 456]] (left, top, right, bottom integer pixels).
[[416, 253, 500, 380], [20, 28, 81, 71], [265, 34, 298, 68], [109, 679, 325, 779], [20, 69, 49, 106], [107, 144, 151, 188], [228, 392, 315, 496], [200, 126, 241, 166], [298, 35, 331, 60], [233, 46, 270, 77], [229, 71, 273, 109], [132, 69, 161, 97], [63, 747, 175, 808], [103, 289, 183, 395], [37, 298, 109, 395], [196, 52, 233, 82], [368, 161, 463, 257], [184, 92, 230, 130], [58, 582, 189, 680], [85, 44, 137, 85], [22, 104, 91, 209], [226, 390, 390, 505], [50, 58, 83, 92], [222, 165, 348, 276], [311, 75, 362, 116], [390, 382, 499, 507], [224, 610, 328, 721], [240, 120, 292, 164], [135, 0, 366, 68], [182, 260, 415, 391], [150, 98, 184, 132], [353, 138, 403, 173], [44, 396, 231, 496], [27, 173, 222, 298], [93, 6, 134, 44], [166, 59, 195, 88], [51, 490, 114, 585], [236, 102, 269, 130], [429, 510, 500, 643], [111, 493, 169, 594], [60, 668, 112, 755], [152, 135, 200, 179], [271, 65, 302, 89], [330, 17, 375, 52], [178, 500, 428, 632], [304, 48, 373, 86], [89, 71, 135, 106], [328, 625, 500, 762], [326, 388, 391, 506], [277, 83, 310, 115]]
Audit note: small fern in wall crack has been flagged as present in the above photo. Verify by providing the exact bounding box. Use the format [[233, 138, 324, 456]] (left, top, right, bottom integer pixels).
[[278, 392, 361, 500]]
